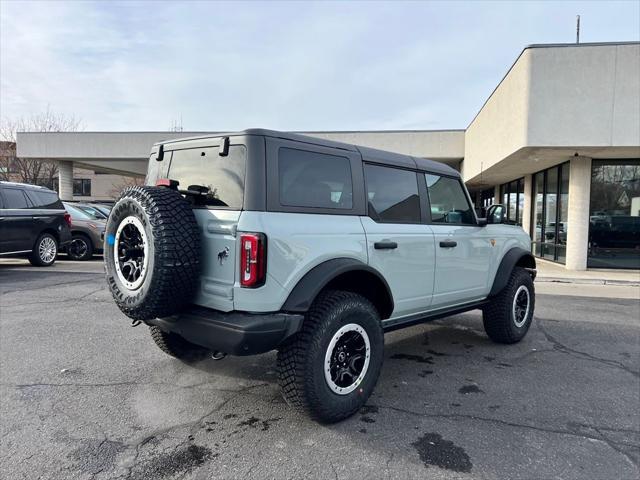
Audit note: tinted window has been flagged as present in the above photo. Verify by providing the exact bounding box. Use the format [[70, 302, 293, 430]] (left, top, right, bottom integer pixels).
[[64, 203, 93, 220], [27, 190, 62, 209], [168, 145, 246, 208], [365, 164, 421, 223], [3, 188, 30, 209], [425, 174, 475, 224], [279, 148, 353, 209]]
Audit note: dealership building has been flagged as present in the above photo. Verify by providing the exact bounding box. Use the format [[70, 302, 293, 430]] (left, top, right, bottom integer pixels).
[[16, 42, 640, 271]]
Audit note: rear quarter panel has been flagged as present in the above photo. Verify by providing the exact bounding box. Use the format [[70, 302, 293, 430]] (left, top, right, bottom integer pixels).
[[234, 211, 367, 312]]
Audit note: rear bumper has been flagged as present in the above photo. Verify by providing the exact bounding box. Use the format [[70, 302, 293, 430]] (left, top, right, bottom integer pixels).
[[147, 306, 304, 356]]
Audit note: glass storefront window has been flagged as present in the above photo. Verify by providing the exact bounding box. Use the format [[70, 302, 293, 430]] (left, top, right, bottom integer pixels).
[[588, 160, 640, 269], [531, 162, 569, 264], [499, 178, 524, 226]]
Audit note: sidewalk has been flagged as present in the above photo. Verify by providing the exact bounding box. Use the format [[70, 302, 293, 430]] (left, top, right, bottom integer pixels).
[[535, 258, 640, 286]]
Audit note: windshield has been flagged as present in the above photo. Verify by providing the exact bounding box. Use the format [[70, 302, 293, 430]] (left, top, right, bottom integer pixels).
[[76, 204, 108, 219], [64, 203, 94, 221], [166, 145, 246, 208]]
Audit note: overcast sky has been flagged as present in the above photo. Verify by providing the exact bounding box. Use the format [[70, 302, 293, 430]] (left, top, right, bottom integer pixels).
[[1, 1, 638, 132]]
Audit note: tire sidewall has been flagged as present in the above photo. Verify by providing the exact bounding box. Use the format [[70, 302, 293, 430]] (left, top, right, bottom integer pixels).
[[306, 298, 384, 417], [104, 194, 156, 309]]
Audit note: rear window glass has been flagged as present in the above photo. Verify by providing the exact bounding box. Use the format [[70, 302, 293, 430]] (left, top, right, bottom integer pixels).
[[168, 145, 246, 208], [278, 148, 353, 209], [2, 188, 30, 209], [365, 164, 421, 223], [27, 190, 62, 209]]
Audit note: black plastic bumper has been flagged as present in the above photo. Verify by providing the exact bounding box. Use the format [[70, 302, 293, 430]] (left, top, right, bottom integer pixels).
[[146, 306, 304, 356]]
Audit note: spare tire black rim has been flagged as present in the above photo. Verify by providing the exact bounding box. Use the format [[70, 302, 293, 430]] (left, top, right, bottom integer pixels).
[[324, 323, 371, 395], [114, 216, 149, 290]]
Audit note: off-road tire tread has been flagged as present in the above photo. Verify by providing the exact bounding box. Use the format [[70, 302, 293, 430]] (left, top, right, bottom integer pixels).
[[149, 326, 209, 362], [106, 186, 200, 320], [277, 290, 382, 423], [483, 267, 534, 344]]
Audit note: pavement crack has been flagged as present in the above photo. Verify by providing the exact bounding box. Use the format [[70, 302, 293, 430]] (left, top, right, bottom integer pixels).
[[537, 317, 640, 378], [376, 404, 640, 457]]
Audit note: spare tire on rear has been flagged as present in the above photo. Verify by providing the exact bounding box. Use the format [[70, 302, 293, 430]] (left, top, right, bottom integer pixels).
[[104, 185, 201, 321]]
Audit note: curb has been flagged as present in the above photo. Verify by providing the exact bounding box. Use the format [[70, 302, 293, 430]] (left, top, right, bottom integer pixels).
[[536, 276, 640, 286]]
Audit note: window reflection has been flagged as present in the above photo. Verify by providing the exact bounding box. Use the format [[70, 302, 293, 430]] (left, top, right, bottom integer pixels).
[[588, 160, 640, 269], [531, 162, 569, 263]]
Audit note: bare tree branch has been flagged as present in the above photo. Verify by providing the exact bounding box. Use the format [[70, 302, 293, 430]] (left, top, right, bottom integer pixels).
[[0, 106, 83, 186]]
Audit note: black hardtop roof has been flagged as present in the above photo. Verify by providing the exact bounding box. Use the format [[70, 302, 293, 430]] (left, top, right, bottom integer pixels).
[[0, 180, 56, 192], [157, 129, 459, 177]]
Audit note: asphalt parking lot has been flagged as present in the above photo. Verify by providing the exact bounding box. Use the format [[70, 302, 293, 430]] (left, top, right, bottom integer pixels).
[[0, 260, 638, 480]]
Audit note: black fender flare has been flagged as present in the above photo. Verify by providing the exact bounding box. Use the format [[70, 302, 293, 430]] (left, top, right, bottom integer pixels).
[[489, 247, 536, 296], [281, 258, 394, 315]]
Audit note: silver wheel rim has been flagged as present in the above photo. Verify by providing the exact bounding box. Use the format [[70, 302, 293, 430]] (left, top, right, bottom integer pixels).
[[324, 323, 371, 395], [512, 285, 530, 328], [114, 216, 149, 290], [39, 236, 57, 263]]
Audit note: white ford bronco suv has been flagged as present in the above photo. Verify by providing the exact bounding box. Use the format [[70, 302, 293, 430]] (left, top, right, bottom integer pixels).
[[104, 129, 536, 423]]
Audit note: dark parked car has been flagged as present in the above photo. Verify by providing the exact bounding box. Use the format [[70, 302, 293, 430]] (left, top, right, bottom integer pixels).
[[0, 181, 72, 266], [62, 202, 106, 261]]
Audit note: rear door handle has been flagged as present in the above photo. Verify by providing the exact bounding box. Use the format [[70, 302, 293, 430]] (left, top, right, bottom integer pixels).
[[439, 240, 457, 248], [374, 241, 398, 250]]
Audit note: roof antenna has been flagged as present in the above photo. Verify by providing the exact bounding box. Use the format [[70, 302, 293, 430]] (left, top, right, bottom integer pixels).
[[576, 15, 580, 44]]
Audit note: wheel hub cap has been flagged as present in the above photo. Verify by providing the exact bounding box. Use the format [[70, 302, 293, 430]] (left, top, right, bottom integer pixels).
[[114, 216, 149, 290], [39, 237, 57, 263], [324, 323, 371, 395]]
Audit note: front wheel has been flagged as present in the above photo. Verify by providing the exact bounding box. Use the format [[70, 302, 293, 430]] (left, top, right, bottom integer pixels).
[[277, 290, 384, 423], [483, 267, 535, 344], [29, 233, 58, 267]]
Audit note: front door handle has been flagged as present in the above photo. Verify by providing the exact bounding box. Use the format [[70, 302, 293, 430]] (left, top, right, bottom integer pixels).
[[439, 240, 457, 248], [374, 241, 398, 250]]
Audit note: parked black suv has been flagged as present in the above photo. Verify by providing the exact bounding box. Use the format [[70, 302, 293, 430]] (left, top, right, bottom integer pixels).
[[0, 181, 72, 266]]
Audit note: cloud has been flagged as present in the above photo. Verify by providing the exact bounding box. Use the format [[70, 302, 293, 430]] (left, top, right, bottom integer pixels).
[[1, 1, 638, 131]]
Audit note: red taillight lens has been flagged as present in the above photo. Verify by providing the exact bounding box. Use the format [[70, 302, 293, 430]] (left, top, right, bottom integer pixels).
[[64, 212, 72, 228], [240, 233, 267, 288]]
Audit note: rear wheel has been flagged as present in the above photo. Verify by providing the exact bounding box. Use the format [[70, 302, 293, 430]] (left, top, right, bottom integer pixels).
[[149, 326, 210, 363], [483, 267, 535, 344], [29, 233, 58, 267], [67, 234, 93, 261], [277, 290, 384, 423]]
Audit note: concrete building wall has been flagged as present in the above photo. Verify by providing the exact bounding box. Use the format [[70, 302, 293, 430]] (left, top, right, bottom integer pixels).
[[527, 43, 640, 147], [463, 49, 532, 181], [463, 42, 640, 185]]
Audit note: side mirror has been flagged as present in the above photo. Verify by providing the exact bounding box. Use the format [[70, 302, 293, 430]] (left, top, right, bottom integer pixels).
[[486, 204, 506, 224]]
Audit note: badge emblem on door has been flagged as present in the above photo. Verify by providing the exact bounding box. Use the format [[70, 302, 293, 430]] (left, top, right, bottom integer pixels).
[[218, 246, 230, 265], [490, 239, 496, 247]]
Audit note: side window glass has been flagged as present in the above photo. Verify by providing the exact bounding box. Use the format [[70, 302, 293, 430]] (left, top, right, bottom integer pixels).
[[365, 164, 421, 223], [3, 188, 30, 209], [279, 148, 353, 209], [425, 174, 475, 224]]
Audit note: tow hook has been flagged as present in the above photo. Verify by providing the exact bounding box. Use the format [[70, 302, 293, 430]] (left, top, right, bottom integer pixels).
[[211, 351, 226, 361], [131, 320, 142, 327]]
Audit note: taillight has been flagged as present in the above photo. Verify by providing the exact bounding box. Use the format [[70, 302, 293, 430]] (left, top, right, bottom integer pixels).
[[240, 233, 267, 288], [64, 213, 72, 228]]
